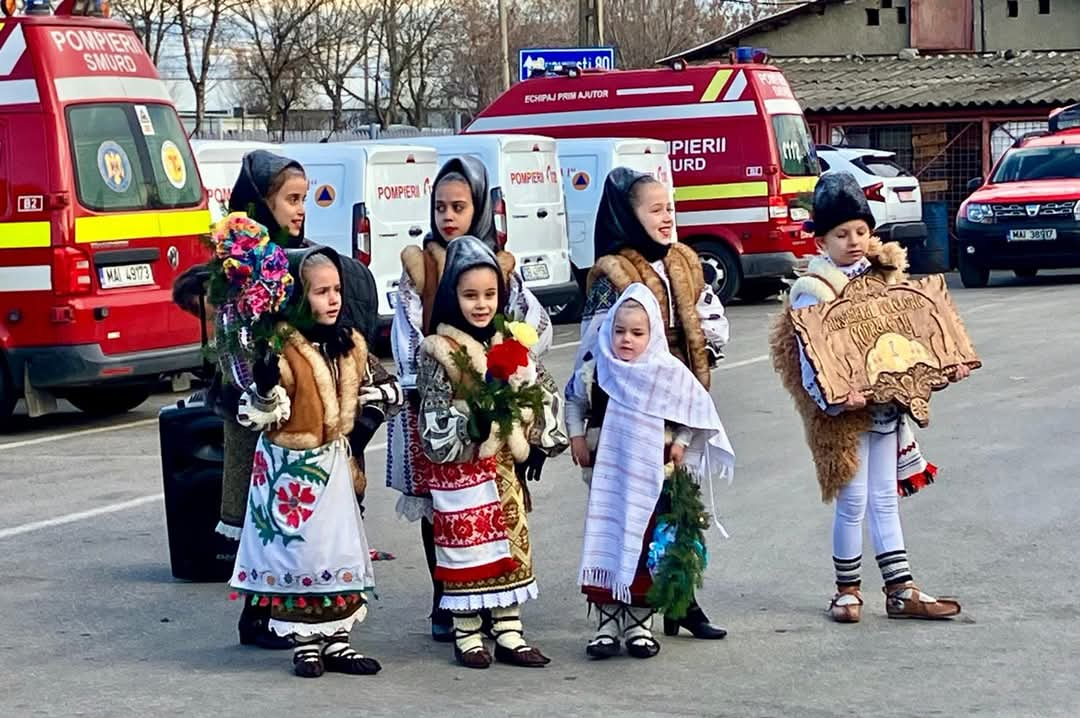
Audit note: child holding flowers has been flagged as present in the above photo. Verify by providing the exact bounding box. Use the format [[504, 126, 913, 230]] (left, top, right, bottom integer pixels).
[[225, 238, 403, 679], [566, 283, 734, 660], [415, 236, 568, 669]]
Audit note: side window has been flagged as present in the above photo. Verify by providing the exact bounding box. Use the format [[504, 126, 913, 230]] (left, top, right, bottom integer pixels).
[[142, 104, 202, 208], [68, 105, 150, 212], [818, 156, 831, 172]]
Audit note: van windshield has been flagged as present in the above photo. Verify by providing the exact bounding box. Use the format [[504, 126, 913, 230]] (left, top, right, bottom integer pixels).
[[68, 103, 202, 212], [991, 145, 1080, 182], [772, 115, 819, 177]]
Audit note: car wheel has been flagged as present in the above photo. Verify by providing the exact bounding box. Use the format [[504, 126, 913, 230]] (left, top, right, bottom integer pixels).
[[958, 254, 990, 288], [1013, 268, 1038, 279], [66, 386, 153, 417], [692, 240, 742, 304]]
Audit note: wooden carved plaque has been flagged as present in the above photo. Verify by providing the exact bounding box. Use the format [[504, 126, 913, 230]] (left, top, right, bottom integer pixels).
[[790, 274, 981, 427]]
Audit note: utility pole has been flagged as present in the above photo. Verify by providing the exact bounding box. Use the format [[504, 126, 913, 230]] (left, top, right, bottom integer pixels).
[[498, 0, 511, 91], [578, 0, 604, 46]]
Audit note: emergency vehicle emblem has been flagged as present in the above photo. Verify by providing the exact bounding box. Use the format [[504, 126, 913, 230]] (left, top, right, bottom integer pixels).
[[97, 141, 132, 193], [160, 140, 187, 189], [167, 246, 180, 269]]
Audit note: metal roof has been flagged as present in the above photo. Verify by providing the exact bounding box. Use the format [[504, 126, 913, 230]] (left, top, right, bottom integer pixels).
[[773, 50, 1080, 113]]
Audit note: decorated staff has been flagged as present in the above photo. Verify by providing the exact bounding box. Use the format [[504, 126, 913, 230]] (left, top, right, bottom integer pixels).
[[770, 172, 976, 624]]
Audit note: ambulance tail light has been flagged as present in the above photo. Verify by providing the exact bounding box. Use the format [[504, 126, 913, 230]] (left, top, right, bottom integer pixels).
[[352, 203, 371, 266], [768, 196, 789, 221], [863, 182, 886, 203], [52, 247, 94, 296], [492, 188, 508, 250]]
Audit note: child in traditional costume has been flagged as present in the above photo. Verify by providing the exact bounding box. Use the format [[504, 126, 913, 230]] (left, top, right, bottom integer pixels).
[[414, 236, 567, 668], [578, 168, 731, 640], [769, 172, 969, 623], [567, 283, 734, 659], [388, 156, 553, 642], [229, 246, 403, 677]]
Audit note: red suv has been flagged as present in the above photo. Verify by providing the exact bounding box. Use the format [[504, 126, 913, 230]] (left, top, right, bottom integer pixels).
[[956, 105, 1080, 288]]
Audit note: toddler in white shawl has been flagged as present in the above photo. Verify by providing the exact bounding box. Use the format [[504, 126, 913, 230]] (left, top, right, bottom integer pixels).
[[565, 282, 734, 660]]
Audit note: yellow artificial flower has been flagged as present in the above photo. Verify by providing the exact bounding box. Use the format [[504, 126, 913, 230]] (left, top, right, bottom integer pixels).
[[507, 320, 539, 349]]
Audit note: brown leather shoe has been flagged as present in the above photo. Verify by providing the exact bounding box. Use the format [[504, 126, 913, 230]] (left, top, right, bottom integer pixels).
[[494, 643, 550, 667], [828, 586, 863, 623], [884, 582, 961, 619], [454, 644, 493, 669]]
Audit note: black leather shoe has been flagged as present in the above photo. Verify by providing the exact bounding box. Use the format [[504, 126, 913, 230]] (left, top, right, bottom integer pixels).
[[663, 605, 728, 640], [238, 603, 297, 650]]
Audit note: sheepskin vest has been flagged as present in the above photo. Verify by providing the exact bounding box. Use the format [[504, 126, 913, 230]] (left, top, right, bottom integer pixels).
[[400, 243, 517, 336], [586, 242, 711, 389], [768, 237, 909, 502]]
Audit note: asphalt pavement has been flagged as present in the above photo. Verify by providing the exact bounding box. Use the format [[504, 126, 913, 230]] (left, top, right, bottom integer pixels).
[[1, 271, 1078, 717]]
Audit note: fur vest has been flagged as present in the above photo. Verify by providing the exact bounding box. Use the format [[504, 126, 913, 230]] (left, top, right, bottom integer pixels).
[[269, 327, 369, 493], [401, 243, 518, 336], [768, 237, 909, 502], [419, 325, 534, 463], [586, 243, 711, 389]]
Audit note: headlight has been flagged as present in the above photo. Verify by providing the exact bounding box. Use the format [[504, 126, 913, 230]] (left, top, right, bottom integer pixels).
[[965, 203, 994, 224]]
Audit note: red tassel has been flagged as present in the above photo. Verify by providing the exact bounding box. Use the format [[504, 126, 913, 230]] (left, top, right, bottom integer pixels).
[[258, 596, 270, 607], [335, 595, 346, 607], [271, 597, 282, 607], [229, 592, 239, 601], [297, 597, 307, 608]]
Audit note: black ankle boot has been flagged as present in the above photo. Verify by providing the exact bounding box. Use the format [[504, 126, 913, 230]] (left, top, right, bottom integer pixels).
[[238, 602, 297, 650], [431, 607, 454, 643], [663, 603, 727, 640]]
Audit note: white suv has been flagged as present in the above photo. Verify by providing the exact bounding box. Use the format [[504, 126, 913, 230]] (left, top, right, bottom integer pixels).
[[816, 146, 926, 246]]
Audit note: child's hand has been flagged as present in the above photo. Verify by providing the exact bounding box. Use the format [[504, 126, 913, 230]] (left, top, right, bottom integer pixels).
[[669, 443, 686, 467], [841, 390, 868, 411], [570, 436, 592, 468], [949, 364, 971, 382]]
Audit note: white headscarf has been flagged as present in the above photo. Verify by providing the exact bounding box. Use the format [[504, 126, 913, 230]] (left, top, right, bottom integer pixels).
[[579, 283, 734, 601]]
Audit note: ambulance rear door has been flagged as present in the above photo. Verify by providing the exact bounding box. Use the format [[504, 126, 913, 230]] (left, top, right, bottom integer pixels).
[[190, 140, 280, 222]]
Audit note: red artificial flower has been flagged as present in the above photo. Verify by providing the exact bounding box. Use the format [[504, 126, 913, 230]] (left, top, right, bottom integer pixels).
[[486, 339, 529, 381], [277, 482, 316, 529]]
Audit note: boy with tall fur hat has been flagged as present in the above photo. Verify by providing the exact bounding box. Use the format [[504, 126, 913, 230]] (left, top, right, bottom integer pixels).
[[769, 172, 970, 623]]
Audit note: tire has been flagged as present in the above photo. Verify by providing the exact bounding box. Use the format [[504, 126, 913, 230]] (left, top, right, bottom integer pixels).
[[1013, 268, 1038, 279], [691, 240, 742, 304], [66, 386, 152, 417], [958, 254, 990, 288], [0, 354, 17, 425]]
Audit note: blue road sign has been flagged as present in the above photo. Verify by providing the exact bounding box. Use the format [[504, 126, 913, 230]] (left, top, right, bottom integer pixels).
[[519, 47, 615, 82]]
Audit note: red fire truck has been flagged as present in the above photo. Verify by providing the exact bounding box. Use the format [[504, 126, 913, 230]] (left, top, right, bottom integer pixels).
[[0, 0, 210, 422], [466, 55, 821, 302]]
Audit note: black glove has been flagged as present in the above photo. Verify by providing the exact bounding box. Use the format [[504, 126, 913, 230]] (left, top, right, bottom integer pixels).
[[515, 446, 547, 483], [349, 406, 384, 457], [252, 340, 280, 395], [467, 408, 494, 443]]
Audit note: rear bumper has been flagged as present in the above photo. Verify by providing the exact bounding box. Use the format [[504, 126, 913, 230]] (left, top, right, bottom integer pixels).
[[531, 280, 581, 308], [956, 219, 1080, 268], [742, 251, 806, 280], [6, 342, 203, 391], [877, 221, 927, 245]]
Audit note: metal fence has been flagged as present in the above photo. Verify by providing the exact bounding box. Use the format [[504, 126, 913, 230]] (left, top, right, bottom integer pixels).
[[190, 127, 456, 143]]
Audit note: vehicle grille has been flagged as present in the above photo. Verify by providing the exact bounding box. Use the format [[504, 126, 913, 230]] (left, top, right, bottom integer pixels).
[[992, 201, 1076, 218]]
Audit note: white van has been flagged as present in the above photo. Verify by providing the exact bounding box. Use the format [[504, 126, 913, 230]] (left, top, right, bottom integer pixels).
[[279, 142, 438, 322], [557, 138, 676, 274], [189, 139, 280, 222], [370, 134, 578, 313]]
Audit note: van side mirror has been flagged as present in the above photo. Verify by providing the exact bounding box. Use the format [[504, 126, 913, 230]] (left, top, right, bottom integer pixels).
[[966, 177, 984, 193]]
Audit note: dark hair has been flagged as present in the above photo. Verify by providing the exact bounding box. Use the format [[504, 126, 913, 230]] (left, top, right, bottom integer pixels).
[[627, 175, 664, 209], [435, 171, 470, 191], [265, 165, 307, 202]]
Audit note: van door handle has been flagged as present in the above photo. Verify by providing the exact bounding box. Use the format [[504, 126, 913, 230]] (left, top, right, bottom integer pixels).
[[537, 209, 549, 219], [408, 226, 423, 237]]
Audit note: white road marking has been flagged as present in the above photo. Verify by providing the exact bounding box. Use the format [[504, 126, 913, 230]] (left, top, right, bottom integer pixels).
[[716, 354, 770, 370], [548, 339, 581, 351], [0, 418, 157, 451], [0, 494, 162, 540]]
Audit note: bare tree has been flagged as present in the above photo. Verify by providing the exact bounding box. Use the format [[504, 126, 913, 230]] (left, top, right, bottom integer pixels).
[[306, 0, 376, 132], [604, 0, 757, 69], [231, 0, 326, 137], [175, 0, 234, 136], [397, 0, 455, 127], [113, 0, 178, 65]]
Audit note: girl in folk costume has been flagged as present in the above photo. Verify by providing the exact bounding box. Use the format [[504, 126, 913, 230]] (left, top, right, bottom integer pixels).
[[579, 167, 730, 640], [769, 172, 969, 623], [415, 236, 568, 669], [388, 156, 553, 642], [229, 246, 403, 678], [568, 284, 735, 659]]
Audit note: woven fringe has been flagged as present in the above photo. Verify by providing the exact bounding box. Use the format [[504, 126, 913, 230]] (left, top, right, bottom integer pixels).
[[215, 521, 242, 540], [579, 567, 632, 605], [268, 604, 368, 639], [898, 463, 938, 497], [439, 581, 539, 612], [394, 494, 433, 523]]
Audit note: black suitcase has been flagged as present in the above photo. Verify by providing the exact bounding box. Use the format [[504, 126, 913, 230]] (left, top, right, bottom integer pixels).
[[159, 397, 236, 582]]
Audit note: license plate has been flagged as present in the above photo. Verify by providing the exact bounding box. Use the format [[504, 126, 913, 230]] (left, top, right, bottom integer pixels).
[[897, 190, 916, 202], [1008, 228, 1056, 241], [521, 263, 550, 282], [99, 263, 154, 288]]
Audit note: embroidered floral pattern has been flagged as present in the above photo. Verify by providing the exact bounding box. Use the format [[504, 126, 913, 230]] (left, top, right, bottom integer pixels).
[[252, 452, 268, 486], [232, 564, 373, 591], [433, 501, 507, 548], [248, 440, 331, 546], [276, 481, 316, 529]]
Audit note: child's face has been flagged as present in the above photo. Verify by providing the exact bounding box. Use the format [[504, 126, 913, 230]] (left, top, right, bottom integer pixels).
[[457, 266, 499, 329], [817, 219, 872, 266], [612, 302, 650, 361], [435, 180, 474, 242], [269, 174, 308, 238], [304, 263, 342, 325], [632, 182, 675, 246]]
